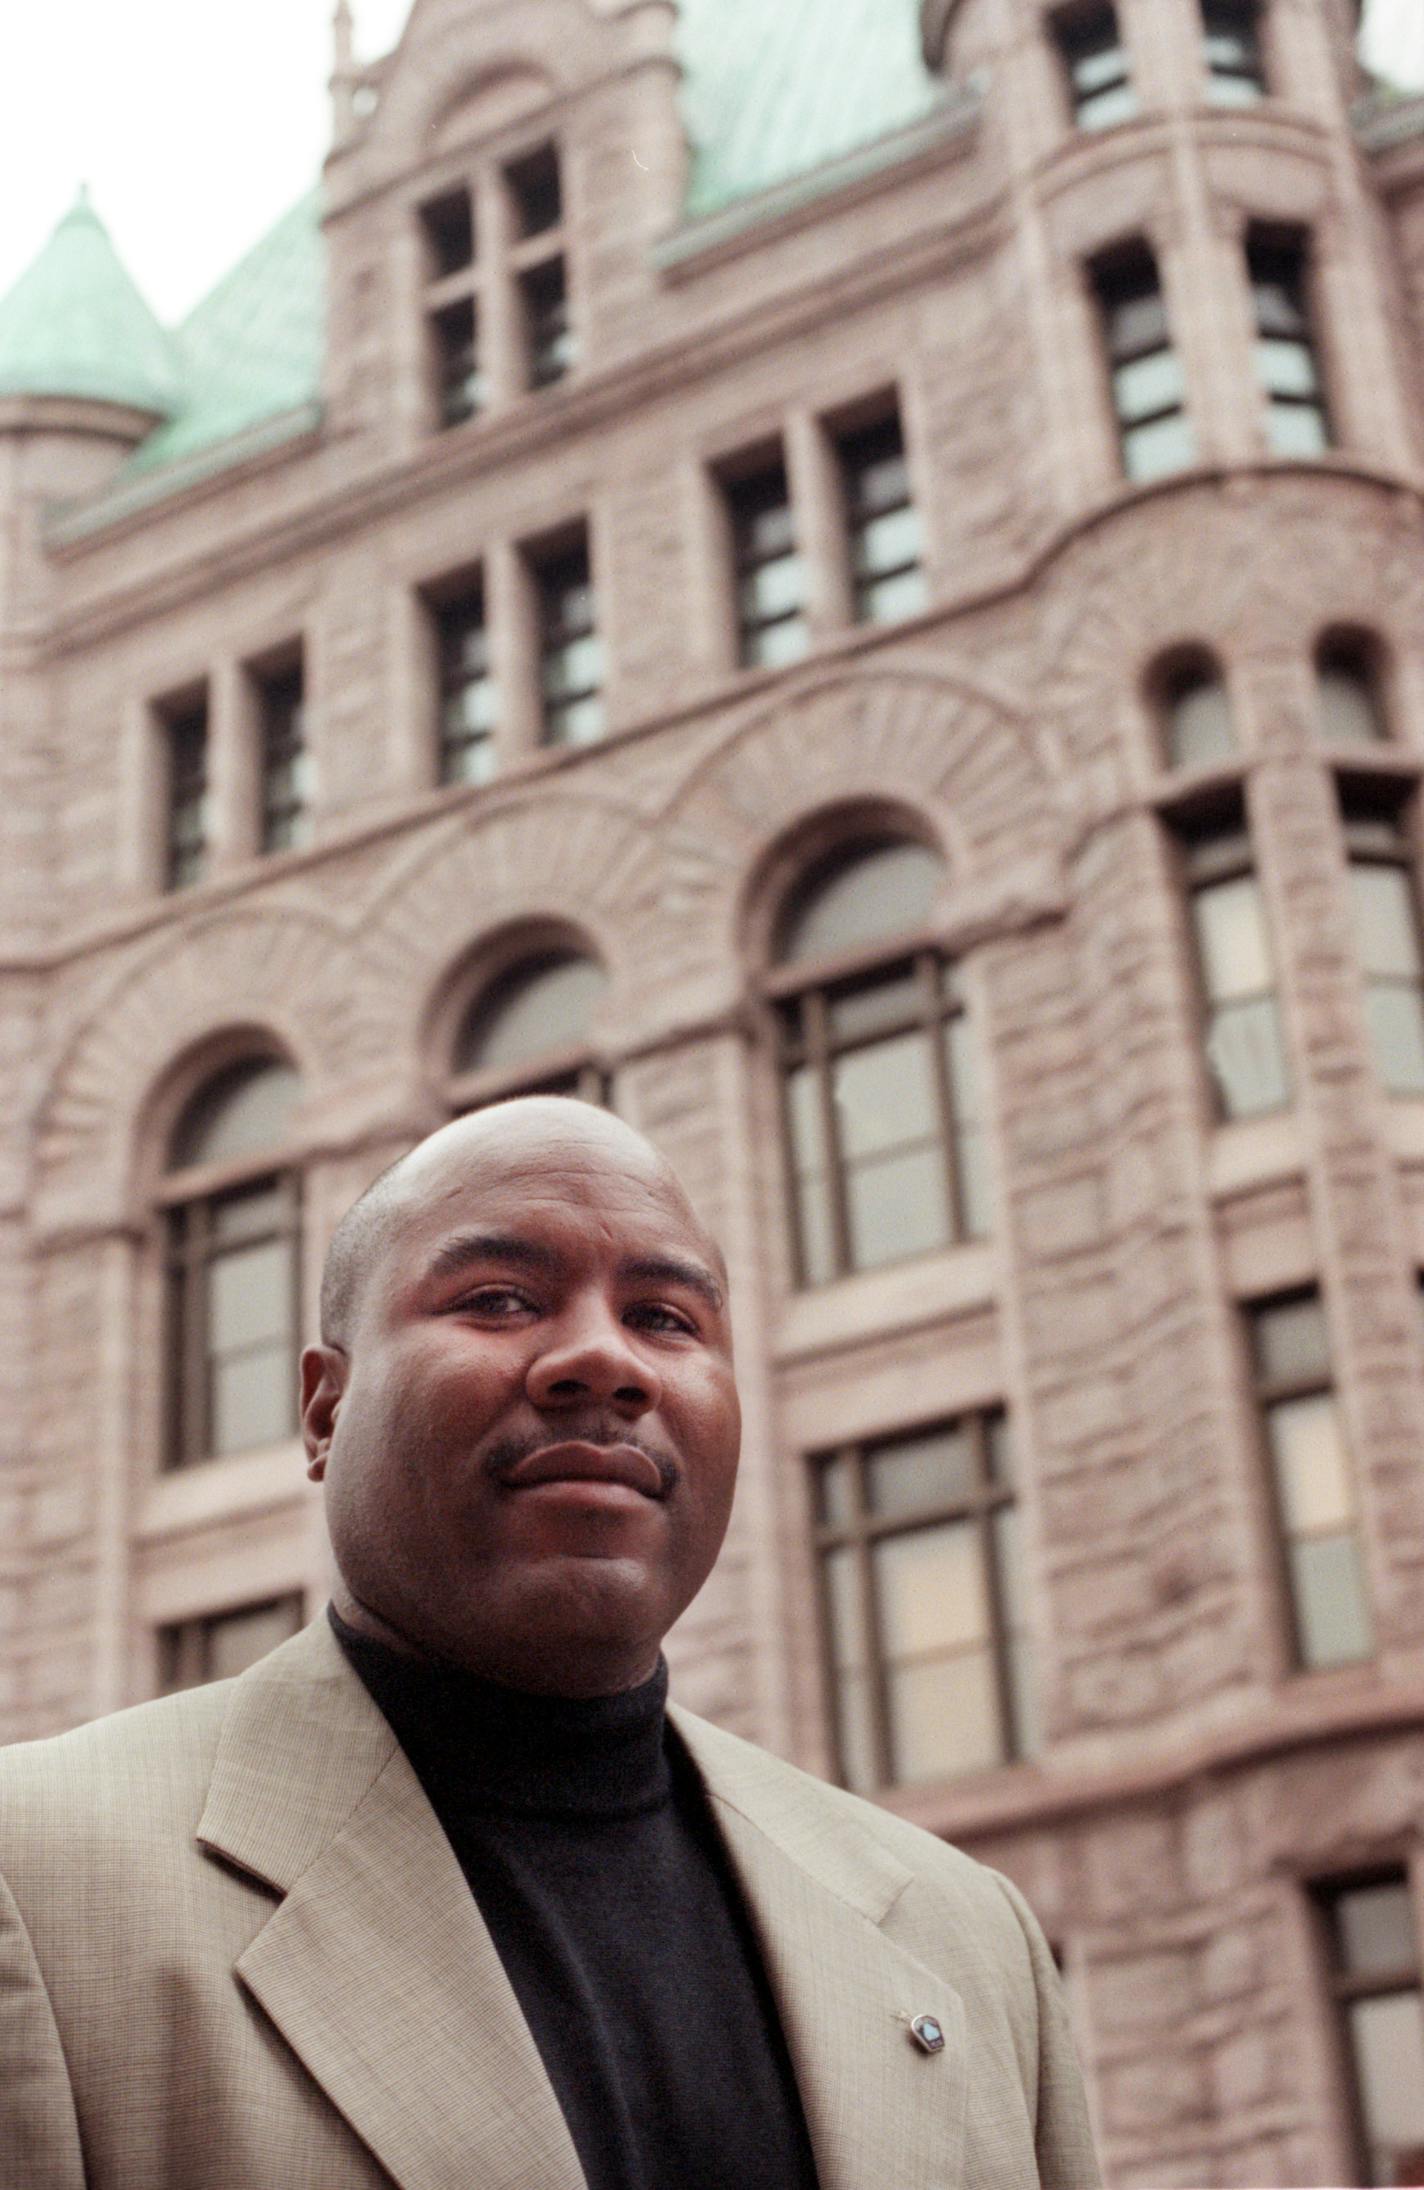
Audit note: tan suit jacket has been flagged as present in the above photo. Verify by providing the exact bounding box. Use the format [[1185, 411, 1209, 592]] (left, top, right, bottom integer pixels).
[[0, 1619, 1099, 2190]]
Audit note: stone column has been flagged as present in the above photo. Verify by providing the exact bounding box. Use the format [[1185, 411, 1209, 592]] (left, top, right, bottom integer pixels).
[[488, 535, 541, 764], [784, 406, 852, 641], [208, 654, 259, 874]]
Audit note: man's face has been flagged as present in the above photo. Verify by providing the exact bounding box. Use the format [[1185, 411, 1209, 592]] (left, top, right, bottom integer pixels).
[[301, 1109, 741, 1696]]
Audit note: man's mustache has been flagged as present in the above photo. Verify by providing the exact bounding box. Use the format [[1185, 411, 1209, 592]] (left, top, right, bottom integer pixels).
[[480, 1426, 681, 1498]]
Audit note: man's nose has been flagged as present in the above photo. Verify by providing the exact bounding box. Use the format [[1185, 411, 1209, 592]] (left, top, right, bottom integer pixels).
[[525, 1305, 661, 1417]]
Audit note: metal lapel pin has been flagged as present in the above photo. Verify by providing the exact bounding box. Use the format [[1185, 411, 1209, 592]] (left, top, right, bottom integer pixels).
[[909, 2013, 946, 2055]]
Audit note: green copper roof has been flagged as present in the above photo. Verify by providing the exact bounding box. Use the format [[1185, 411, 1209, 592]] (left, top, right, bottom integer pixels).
[[123, 190, 325, 475], [677, 0, 941, 217], [0, 190, 179, 414], [31, 0, 936, 497]]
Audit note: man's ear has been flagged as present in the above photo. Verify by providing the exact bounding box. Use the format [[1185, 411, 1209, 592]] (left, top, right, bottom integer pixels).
[[301, 1343, 349, 1482]]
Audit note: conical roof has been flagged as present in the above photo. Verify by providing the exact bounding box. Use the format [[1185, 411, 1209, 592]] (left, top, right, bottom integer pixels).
[[0, 189, 179, 416]]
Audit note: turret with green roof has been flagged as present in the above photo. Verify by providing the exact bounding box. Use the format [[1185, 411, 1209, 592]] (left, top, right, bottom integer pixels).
[[0, 187, 179, 423]]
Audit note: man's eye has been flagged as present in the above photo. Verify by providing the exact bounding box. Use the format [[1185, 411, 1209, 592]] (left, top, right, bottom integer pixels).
[[626, 1303, 697, 1336], [451, 1286, 533, 1316]]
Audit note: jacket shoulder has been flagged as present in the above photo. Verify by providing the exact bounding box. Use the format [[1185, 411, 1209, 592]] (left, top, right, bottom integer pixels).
[[0, 1682, 235, 1855]]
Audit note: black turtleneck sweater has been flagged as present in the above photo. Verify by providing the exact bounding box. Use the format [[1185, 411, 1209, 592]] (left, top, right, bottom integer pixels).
[[330, 1609, 821, 2190]]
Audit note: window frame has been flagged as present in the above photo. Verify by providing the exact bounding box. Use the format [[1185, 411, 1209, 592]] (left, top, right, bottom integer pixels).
[[1200, 0, 1267, 105], [1338, 775, 1424, 1097], [159, 690, 212, 893], [252, 654, 311, 855], [720, 448, 809, 672], [1312, 1867, 1424, 2187], [159, 1592, 307, 1692], [810, 1409, 1030, 1793], [1166, 789, 1291, 1123], [445, 945, 612, 1115], [1091, 243, 1195, 483], [529, 529, 603, 750], [1052, 2, 1136, 132], [831, 402, 928, 630], [426, 570, 498, 787], [1247, 225, 1332, 457]]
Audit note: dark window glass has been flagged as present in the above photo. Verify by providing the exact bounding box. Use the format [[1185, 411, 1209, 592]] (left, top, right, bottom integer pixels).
[[1249, 230, 1330, 456], [726, 458, 808, 669], [431, 297, 484, 427], [506, 144, 563, 238], [420, 186, 475, 279], [836, 411, 927, 626], [533, 537, 603, 748], [165, 700, 210, 892], [814, 1413, 1036, 1792], [1317, 638, 1389, 747], [255, 661, 311, 854], [1341, 787, 1424, 1096], [1094, 247, 1195, 481], [160, 1594, 305, 1692], [1249, 1292, 1373, 1668], [1317, 1873, 1424, 2188], [453, 951, 609, 1106], [772, 842, 987, 1284], [432, 582, 497, 787], [1202, 0, 1266, 104], [1055, 5, 1136, 129], [1175, 801, 1289, 1118], [1161, 659, 1235, 771], [163, 1061, 302, 1469], [522, 258, 574, 388]]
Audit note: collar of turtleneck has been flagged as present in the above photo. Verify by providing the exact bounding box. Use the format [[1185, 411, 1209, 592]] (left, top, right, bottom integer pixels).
[[328, 1605, 673, 1821]]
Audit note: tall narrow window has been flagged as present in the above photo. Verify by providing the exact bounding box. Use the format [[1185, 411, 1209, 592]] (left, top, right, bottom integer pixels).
[[163, 695, 210, 892], [814, 1413, 1036, 1793], [506, 144, 574, 390], [769, 839, 987, 1287], [1249, 229, 1330, 456], [430, 577, 497, 786], [162, 1058, 303, 1468], [1316, 633, 1389, 747], [1317, 1872, 1424, 2187], [1158, 655, 1236, 772], [159, 1594, 305, 1692], [835, 409, 928, 626], [725, 455, 808, 669], [1093, 246, 1195, 482], [450, 949, 609, 1109], [1249, 1291, 1373, 1668], [420, 185, 483, 429], [1175, 798, 1289, 1117], [255, 657, 311, 854], [1341, 784, 1424, 1095], [533, 534, 603, 748], [1054, 4, 1135, 130], [1201, 0, 1266, 103]]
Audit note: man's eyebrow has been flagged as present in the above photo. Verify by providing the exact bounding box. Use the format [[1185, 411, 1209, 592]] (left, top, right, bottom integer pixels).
[[619, 1255, 725, 1314], [424, 1232, 562, 1283]]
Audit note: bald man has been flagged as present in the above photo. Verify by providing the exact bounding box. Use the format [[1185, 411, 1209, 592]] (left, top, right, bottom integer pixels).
[[0, 1100, 1100, 2190]]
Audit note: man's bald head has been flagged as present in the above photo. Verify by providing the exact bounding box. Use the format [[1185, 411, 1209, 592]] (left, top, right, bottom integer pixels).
[[320, 1099, 723, 1350]]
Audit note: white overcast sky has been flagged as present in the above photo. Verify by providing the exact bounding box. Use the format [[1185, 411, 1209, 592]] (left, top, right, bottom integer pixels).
[[2, 0, 1422, 325]]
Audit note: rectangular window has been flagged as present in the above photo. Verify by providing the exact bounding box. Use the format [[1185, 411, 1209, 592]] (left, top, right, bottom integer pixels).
[[814, 1413, 1036, 1793], [1341, 786, 1424, 1096], [1093, 246, 1196, 482], [431, 578, 498, 787], [1249, 1292, 1373, 1669], [1249, 228, 1330, 456], [165, 1177, 302, 1466], [163, 695, 211, 892], [419, 185, 475, 279], [1175, 799, 1289, 1118], [1054, 4, 1136, 130], [160, 1594, 305, 1692], [1202, 0, 1266, 103], [506, 143, 562, 239], [521, 258, 574, 389], [430, 297, 484, 428], [255, 658, 311, 854], [835, 409, 928, 627], [725, 456, 809, 670], [533, 534, 603, 749], [1316, 1873, 1424, 2187]]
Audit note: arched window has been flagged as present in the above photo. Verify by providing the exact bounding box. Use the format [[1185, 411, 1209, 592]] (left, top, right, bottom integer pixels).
[[768, 837, 987, 1286], [450, 948, 609, 1109], [1157, 652, 1235, 771], [161, 1056, 302, 1469], [1316, 633, 1389, 747]]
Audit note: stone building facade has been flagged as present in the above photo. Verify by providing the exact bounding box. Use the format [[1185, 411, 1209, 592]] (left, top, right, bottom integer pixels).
[[3, 0, 1424, 2180]]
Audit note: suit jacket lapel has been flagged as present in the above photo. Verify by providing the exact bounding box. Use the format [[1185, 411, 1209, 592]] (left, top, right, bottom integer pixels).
[[673, 1707, 968, 2190], [197, 1621, 586, 2190]]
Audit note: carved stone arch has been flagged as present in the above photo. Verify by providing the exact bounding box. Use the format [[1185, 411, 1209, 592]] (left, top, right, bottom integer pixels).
[[35, 904, 377, 1234], [369, 0, 603, 164], [1038, 477, 1424, 777], [361, 786, 661, 1059], [643, 662, 1066, 999]]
